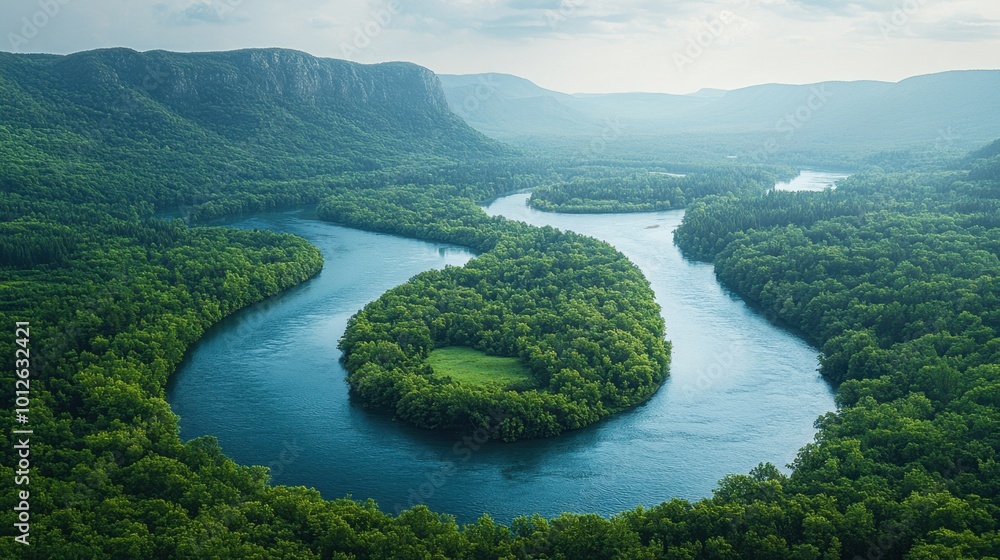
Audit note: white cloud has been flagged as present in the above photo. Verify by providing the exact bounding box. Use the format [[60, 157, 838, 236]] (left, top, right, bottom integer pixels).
[[152, 1, 248, 26], [0, 0, 997, 93]]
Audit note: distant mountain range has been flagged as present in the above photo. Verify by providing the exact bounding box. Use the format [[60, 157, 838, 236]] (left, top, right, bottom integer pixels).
[[4, 48, 994, 179], [439, 71, 1000, 163]]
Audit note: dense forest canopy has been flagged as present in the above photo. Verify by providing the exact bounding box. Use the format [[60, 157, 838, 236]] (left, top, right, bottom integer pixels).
[[1, 47, 999, 558], [318, 184, 671, 441]]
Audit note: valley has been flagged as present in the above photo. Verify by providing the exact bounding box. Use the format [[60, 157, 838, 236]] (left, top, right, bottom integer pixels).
[[2, 44, 999, 558]]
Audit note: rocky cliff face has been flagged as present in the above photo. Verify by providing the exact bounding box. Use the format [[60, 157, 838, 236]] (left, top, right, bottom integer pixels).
[[55, 48, 444, 102], [48, 48, 457, 130]]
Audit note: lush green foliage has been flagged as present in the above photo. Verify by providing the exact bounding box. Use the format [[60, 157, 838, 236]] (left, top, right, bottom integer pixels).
[[0, 199, 334, 557], [318, 185, 671, 441], [0, 48, 512, 218], [668, 149, 1000, 558], [4, 46, 1000, 559], [528, 165, 796, 213]]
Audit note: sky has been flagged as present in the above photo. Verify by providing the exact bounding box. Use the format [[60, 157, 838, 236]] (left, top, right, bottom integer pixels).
[[3, 0, 999, 94]]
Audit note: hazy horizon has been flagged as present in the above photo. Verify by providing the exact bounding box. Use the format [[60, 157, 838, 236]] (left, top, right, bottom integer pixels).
[[439, 67, 999, 96], [3, 0, 999, 95]]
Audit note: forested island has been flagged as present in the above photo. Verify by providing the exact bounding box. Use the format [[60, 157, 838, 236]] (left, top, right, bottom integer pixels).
[[1, 47, 999, 558], [527, 165, 796, 213], [318, 185, 670, 440]]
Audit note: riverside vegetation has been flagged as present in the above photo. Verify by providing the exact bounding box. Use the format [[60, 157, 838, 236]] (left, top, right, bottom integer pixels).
[[1, 48, 998, 558]]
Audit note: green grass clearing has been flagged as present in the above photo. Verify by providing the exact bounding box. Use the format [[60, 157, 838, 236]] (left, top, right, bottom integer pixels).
[[427, 347, 536, 389]]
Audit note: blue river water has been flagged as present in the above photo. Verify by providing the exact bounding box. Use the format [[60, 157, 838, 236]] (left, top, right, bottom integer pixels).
[[167, 176, 837, 523]]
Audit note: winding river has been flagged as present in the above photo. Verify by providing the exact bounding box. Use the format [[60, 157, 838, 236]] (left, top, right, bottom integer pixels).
[[774, 170, 847, 192], [167, 172, 841, 523]]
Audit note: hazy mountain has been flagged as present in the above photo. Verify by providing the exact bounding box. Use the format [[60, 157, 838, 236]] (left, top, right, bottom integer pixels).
[[442, 72, 577, 102], [439, 72, 593, 139], [440, 70, 1000, 162]]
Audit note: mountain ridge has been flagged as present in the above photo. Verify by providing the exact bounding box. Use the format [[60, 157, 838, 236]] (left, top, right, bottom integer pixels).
[[439, 69, 1000, 162], [0, 47, 509, 208]]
